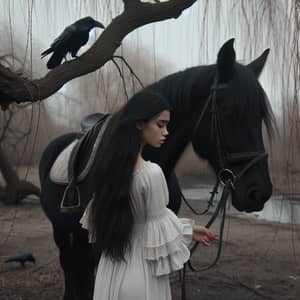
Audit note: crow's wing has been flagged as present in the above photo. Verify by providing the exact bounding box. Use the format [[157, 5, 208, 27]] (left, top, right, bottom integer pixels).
[[69, 31, 90, 57], [41, 24, 77, 58], [46, 49, 67, 69], [50, 24, 77, 50]]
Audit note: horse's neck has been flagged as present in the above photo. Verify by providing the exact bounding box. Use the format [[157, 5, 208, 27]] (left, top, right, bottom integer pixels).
[[143, 119, 194, 175], [145, 65, 215, 174], [164, 125, 192, 171], [160, 88, 212, 173]]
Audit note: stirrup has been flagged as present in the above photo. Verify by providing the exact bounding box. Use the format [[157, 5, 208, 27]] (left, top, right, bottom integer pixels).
[[60, 183, 81, 213]]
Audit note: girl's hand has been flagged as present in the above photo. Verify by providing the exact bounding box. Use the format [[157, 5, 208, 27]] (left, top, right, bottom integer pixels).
[[192, 225, 218, 246]]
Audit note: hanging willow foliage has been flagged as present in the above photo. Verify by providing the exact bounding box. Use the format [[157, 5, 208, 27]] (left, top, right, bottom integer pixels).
[[0, 0, 300, 193]]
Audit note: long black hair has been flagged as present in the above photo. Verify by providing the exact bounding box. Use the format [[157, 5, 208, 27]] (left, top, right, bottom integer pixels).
[[90, 90, 170, 261]]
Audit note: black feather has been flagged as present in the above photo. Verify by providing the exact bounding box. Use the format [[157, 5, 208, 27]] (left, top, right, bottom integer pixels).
[[41, 16, 105, 69]]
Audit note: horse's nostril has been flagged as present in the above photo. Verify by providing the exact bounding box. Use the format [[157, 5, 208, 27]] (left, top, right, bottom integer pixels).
[[248, 187, 271, 204], [248, 188, 259, 202]]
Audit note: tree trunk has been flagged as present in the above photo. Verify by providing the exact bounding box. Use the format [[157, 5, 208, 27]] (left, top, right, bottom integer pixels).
[[0, 0, 198, 203], [0, 147, 40, 204]]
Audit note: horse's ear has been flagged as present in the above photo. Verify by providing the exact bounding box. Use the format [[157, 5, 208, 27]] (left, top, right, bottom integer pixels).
[[217, 38, 236, 83], [247, 49, 270, 77]]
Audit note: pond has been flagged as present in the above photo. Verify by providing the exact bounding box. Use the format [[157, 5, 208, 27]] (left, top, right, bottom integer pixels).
[[182, 184, 300, 224]]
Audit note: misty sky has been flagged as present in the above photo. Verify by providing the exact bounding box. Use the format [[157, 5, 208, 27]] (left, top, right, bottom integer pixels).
[[0, 0, 290, 118]]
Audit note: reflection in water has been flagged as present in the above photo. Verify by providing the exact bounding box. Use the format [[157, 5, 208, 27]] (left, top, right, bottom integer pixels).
[[182, 186, 300, 224]]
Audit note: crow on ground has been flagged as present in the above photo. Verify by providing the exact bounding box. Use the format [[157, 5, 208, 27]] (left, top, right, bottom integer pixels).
[[41, 16, 105, 69], [5, 253, 36, 267]]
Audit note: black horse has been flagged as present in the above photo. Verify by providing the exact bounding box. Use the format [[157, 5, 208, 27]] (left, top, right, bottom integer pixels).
[[39, 39, 274, 300]]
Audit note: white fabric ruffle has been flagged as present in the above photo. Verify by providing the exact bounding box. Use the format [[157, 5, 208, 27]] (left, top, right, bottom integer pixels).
[[80, 200, 95, 243], [143, 207, 194, 276]]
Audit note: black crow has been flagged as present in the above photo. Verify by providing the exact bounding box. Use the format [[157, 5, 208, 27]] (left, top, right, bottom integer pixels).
[[5, 253, 36, 267], [41, 16, 105, 69]]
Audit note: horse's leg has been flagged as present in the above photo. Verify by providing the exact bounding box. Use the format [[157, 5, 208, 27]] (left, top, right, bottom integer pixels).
[[167, 171, 182, 214], [53, 226, 95, 300], [70, 227, 95, 300], [53, 227, 75, 300]]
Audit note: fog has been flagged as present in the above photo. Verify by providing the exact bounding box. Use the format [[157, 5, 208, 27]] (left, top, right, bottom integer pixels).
[[0, 0, 298, 192]]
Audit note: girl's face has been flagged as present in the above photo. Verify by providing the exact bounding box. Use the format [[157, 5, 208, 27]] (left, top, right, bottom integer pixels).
[[139, 110, 170, 148]]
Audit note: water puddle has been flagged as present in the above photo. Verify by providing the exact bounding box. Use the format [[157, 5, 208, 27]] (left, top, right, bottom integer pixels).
[[182, 186, 300, 224]]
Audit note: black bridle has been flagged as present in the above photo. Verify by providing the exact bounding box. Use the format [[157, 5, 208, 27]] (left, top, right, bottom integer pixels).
[[192, 75, 268, 185], [179, 73, 268, 300]]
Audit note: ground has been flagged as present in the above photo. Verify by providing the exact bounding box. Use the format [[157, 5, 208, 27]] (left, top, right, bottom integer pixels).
[[0, 172, 300, 300]]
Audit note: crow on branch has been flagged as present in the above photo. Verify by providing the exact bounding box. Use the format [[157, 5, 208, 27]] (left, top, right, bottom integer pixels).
[[41, 16, 105, 69]]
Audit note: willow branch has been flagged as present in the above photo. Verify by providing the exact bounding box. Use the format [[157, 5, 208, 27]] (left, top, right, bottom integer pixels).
[[0, 0, 198, 110]]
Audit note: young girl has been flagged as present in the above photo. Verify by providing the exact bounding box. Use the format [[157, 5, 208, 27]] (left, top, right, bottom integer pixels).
[[80, 90, 217, 300]]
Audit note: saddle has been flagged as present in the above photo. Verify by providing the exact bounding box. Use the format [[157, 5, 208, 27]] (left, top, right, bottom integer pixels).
[[80, 113, 105, 132], [50, 113, 110, 213]]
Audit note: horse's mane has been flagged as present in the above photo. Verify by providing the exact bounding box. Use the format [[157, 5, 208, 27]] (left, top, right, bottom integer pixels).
[[230, 63, 276, 139], [148, 63, 275, 139], [147, 65, 215, 128]]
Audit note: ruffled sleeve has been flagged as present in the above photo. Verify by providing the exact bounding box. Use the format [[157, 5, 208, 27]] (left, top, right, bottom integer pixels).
[[142, 163, 194, 276], [80, 199, 95, 243], [144, 208, 194, 276]]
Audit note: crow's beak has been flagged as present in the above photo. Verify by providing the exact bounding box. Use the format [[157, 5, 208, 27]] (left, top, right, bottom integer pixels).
[[94, 21, 105, 29]]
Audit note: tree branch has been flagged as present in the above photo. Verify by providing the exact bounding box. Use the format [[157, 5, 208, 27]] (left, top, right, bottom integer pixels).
[[123, 0, 141, 9], [0, 0, 198, 110]]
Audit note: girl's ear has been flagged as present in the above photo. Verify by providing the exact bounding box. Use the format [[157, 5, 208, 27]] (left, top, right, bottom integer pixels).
[[136, 121, 145, 130]]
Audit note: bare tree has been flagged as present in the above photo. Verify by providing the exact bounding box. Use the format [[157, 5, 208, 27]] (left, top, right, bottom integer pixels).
[[0, 55, 41, 204], [0, 0, 197, 204], [0, 0, 197, 109]]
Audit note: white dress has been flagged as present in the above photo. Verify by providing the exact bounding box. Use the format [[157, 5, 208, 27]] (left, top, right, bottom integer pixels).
[[80, 160, 194, 300]]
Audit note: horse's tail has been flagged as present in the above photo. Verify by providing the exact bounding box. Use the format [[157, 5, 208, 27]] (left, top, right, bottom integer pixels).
[[39, 132, 82, 186]]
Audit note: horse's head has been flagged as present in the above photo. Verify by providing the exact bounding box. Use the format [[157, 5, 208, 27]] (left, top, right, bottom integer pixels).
[[192, 39, 274, 212]]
